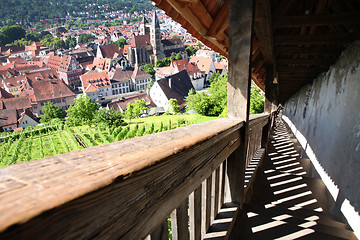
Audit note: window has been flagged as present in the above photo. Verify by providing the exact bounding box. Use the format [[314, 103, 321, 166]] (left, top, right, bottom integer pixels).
[[25, 120, 28, 124], [33, 105, 37, 109], [62, 98, 66, 102]]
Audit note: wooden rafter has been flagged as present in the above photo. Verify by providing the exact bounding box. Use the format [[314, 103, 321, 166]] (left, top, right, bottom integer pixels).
[[273, 12, 360, 28]]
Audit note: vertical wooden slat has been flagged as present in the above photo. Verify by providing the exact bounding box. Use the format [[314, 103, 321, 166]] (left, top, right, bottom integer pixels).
[[220, 160, 227, 207], [201, 181, 207, 237], [194, 185, 202, 240], [177, 197, 189, 240], [214, 167, 220, 219], [171, 210, 178, 240], [205, 175, 212, 231], [150, 219, 169, 240], [189, 192, 195, 240]]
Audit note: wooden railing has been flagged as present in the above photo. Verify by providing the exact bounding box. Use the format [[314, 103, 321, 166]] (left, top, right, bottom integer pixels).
[[0, 114, 274, 240]]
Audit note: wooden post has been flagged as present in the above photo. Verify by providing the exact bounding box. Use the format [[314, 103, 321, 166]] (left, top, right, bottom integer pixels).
[[264, 64, 274, 113], [150, 219, 169, 240], [227, 0, 254, 205]]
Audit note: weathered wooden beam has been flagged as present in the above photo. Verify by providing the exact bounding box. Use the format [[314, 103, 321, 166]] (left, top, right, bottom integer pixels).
[[151, 219, 169, 240], [278, 66, 328, 74], [275, 46, 343, 55], [276, 58, 335, 66], [0, 119, 245, 239], [228, 0, 254, 119], [177, 198, 190, 240], [273, 12, 360, 28], [274, 33, 360, 45], [254, 0, 275, 64], [207, 0, 229, 37]]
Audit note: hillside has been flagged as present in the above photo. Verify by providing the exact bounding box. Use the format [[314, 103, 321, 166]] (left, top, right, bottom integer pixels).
[[0, 0, 154, 26]]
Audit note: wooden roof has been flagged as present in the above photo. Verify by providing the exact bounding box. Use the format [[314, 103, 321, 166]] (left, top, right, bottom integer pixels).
[[152, 0, 360, 103]]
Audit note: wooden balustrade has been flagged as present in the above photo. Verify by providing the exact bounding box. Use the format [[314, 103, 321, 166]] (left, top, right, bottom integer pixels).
[[0, 114, 274, 240]]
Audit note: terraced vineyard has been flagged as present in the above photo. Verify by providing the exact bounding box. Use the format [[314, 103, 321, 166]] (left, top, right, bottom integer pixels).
[[0, 117, 206, 167]]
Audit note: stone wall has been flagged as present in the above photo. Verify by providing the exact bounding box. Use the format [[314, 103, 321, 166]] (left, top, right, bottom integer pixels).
[[282, 41, 360, 236]]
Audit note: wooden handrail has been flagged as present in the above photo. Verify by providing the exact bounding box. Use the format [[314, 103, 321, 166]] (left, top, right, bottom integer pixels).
[[0, 118, 245, 239]]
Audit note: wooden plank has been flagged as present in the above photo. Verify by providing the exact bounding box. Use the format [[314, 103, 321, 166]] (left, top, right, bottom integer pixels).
[[207, 0, 229, 37], [274, 33, 360, 45], [177, 197, 189, 240], [275, 46, 343, 55], [214, 167, 220, 219], [194, 185, 202, 240], [0, 119, 243, 239], [171, 210, 178, 240], [151, 219, 169, 240], [228, 0, 254, 119], [276, 58, 335, 66], [220, 161, 226, 207], [273, 12, 360, 28], [254, 0, 275, 64], [205, 175, 212, 231]]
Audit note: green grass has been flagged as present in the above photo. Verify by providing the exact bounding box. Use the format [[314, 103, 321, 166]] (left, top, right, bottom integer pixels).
[[127, 114, 218, 129], [0, 114, 218, 167]]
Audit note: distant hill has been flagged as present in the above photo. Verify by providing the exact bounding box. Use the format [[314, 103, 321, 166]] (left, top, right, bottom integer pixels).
[[0, 0, 154, 26]]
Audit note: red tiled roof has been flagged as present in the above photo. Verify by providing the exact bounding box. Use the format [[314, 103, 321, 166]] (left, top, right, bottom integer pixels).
[[108, 92, 155, 112], [31, 80, 75, 101], [2, 96, 32, 110], [0, 109, 18, 128], [111, 68, 133, 83], [131, 66, 151, 79], [81, 71, 111, 93], [98, 44, 122, 59], [0, 88, 14, 99], [130, 35, 151, 47]]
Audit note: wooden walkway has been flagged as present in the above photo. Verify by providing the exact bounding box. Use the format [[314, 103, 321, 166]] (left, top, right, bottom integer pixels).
[[239, 116, 357, 239]]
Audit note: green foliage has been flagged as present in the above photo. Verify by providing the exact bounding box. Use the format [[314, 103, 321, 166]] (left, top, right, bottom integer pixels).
[[169, 98, 180, 114], [66, 96, 99, 126], [40, 102, 64, 123], [141, 63, 155, 78], [65, 36, 77, 49], [25, 31, 41, 42], [92, 108, 124, 128], [78, 33, 95, 44], [125, 99, 148, 120], [186, 75, 264, 116], [186, 74, 227, 116], [185, 45, 197, 57], [155, 57, 171, 67], [40, 34, 66, 50], [6, 38, 33, 47], [250, 81, 265, 114], [175, 52, 182, 60], [113, 38, 127, 48], [0, 25, 25, 45]]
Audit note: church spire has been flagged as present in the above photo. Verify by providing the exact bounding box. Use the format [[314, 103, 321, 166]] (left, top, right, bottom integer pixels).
[[151, 10, 160, 29]]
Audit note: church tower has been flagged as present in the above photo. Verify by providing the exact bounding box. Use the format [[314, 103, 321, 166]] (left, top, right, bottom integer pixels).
[[150, 11, 164, 63], [139, 17, 149, 35]]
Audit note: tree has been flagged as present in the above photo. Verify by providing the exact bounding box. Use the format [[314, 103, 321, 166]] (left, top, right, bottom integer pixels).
[[25, 31, 41, 42], [186, 75, 264, 116], [169, 98, 180, 114], [40, 102, 64, 123], [185, 45, 197, 57], [78, 33, 95, 44], [175, 52, 182, 60], [0, 25, 25, 45], [92, 108, 123, 128], [65, 36, 77, 49], [250, 81, 265, 114], [66, 95, 99, 126], [113, 38, 127, 48], [185, 74, 227, 116], [155, 58, 171, 67], [125, 99, 148, 120], [141, 63, 155, 77]]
